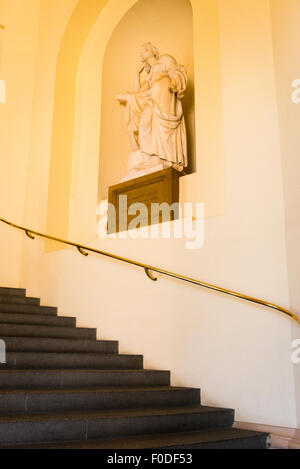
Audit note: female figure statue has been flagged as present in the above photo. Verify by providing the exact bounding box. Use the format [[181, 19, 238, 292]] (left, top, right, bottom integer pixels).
[[117, 43, 188, 180]]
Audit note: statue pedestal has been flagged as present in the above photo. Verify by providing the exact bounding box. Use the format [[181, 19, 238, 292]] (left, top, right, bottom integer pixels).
[[119, 150, 170, 183], [108, 168, 180, 234]]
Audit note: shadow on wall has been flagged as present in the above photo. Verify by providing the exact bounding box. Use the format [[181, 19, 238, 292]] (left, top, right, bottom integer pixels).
[[182, 76, 195, 175]]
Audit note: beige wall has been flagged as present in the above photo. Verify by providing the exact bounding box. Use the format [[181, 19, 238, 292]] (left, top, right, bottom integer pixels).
[[0, 0, 40, 285], [24, 0, 78, 232], [270, 0, 300, 427], [21, 0, 297, 427], [46, 0, 109, 244], [0, 0, 298, 428]]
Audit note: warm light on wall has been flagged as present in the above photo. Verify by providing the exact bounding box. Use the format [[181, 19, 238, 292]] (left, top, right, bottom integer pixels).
[[0, 24, 5, 103], [0, 78, 6, 103]]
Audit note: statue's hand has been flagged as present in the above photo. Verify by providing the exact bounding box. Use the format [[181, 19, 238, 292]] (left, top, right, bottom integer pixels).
[[117, 94, 128, 104], [169, 81, 177, 94]]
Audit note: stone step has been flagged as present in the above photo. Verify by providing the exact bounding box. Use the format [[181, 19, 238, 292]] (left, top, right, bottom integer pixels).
[[0, 387, 201, 414], [0, 406, 235, 446], [0, 369, 170, 389], [2, 336, 119, 354], [1, 351, 143, 370], [0, 304, 57, 316], [7, 428, 269, 449], [0, 312, 76, 328], [0, 284, 270, 450], [0, 288, 26, 297], [0, 295, 40, 306], [0, 323, 96, 340]]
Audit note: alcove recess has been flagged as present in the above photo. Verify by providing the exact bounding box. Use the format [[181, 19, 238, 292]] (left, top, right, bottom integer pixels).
[[98, 0, 196, 203]]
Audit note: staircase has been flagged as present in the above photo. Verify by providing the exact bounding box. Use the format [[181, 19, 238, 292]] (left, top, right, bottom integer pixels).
[[0, 287, 269, 449]]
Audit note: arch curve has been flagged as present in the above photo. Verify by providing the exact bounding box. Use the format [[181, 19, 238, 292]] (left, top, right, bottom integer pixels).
[[47, 0, 225, 243], [46, 0, 109, 240]]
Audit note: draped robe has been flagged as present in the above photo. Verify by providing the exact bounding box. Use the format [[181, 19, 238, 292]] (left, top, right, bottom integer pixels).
[[125, 59, 188, 171]]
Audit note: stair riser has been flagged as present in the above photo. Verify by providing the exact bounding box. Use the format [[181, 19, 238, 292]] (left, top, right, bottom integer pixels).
[[167, 435, 269, 449], [0, 304, 57, 316], [0, 324, 96, 340], [2, 337, 118, 354], [0, 313, 76, 328], [0, 296, 40, 306], [0, 370, 170, 389], [0, 411, 234, 445], [0, 390, 200, 414], [1, 353, 143, 370], [0, 288, 26, 297]]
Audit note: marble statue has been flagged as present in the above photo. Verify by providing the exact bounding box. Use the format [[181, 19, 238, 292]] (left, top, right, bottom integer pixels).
[[117, 43, 188, 181]]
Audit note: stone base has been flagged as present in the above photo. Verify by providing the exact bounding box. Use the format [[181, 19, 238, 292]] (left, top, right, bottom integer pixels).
[[120, 150, 172, 183], [120, 164, 165, 183], [108, 168, 180, 234]]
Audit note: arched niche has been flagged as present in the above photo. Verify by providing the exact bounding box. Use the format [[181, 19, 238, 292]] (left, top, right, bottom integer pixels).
[[46, 0, 109, 245], [47, 0, 225, 244], [99, 0, 195, 201]]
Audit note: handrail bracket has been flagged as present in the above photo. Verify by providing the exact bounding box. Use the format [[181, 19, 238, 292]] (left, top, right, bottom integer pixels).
[[145, 267, 158, 282], [25, 230, 35, 240], [77, 246, 89, 257]]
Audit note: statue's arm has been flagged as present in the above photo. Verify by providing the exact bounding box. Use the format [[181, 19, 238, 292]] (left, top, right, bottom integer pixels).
[[137, 82, 150, 93], [168, 65, 188, 98], [116, 94, 129, 104], [116, 63, 150, 104], [169, 80, 177, 94], [135, 63, 150, 92]]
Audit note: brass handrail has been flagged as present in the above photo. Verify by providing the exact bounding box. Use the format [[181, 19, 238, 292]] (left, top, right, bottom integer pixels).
[[1, 216, 299, 325]]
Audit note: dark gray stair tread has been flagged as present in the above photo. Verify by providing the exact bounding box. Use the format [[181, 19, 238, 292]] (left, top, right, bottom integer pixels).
[[9, 428, 269, 449], [0, 288, 26, 297], [0, 387, 200, 414], [0, 296, 40, 306], [2, 336, 118, 354], [2, 352, 143, 370], [0, 312, 76, 327], [0, 323, 96, 340], [0, 385, 196, 395], [0, 304, 57, 316], [0, 405, 234, 445], [0, 405, 232, 422], [0, 369, 170, 388]]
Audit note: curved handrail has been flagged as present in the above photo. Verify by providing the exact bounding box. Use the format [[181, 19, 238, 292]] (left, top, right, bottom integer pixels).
[[1, 216, 299, 325]]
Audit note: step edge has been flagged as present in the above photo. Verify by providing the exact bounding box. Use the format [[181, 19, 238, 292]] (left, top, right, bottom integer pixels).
[[0, 406, 234, 423], [0, 386, 200, 395]]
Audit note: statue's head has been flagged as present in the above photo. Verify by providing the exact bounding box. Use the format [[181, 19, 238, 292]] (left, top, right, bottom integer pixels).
[[140, 43, 159, 62]]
